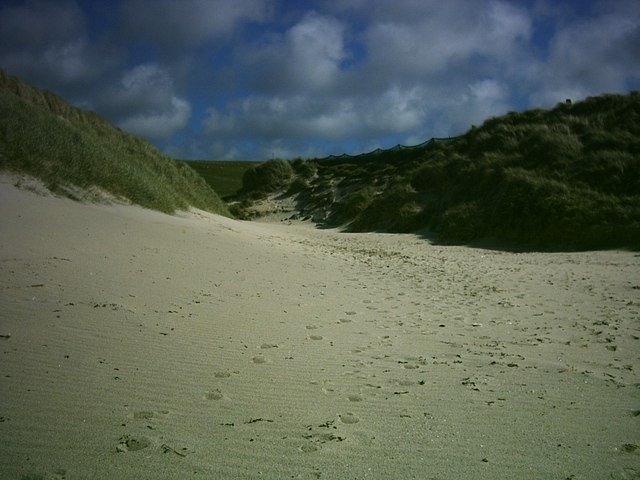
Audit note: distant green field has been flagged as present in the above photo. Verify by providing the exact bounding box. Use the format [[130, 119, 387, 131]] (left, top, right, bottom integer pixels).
[[183, 160, 258, 198]]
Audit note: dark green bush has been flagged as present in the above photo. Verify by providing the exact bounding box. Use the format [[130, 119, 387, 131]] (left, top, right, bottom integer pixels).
[[241, 158, 294, 195], [439, 202, 484, 242], [330, 186, 376, 224], [291, 158, 318, 179], [350, 183, 421, 232]]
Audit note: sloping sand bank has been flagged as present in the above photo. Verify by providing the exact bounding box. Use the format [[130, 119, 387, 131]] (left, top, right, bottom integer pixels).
[[1, 176, 638, 479]]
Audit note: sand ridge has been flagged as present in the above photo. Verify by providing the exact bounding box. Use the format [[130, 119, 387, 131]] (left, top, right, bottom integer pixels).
[[0, 176, 639, 479]]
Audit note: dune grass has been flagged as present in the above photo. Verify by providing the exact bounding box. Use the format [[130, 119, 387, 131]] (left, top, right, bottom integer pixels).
[[0, 70, 230, 216], [239, 158, 295, 198], [237, 92, 640, 250]]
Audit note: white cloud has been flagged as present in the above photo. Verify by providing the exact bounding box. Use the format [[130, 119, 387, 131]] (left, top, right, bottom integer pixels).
[[0, 0, 115, 88], [0, 0, 86, 49], [239, 11, 348, 93], [121, 0, 270, 48], [102, 63, 192, 140], [364, 85, 427, 133], [203, 84, 430, 145], [531, 6, 640, 106], [119, 96, 191, 140], [3, 0, 639, 160], [200, 0, 532, 157], [363, 0, 532, 78], [287, 12, 348, 89]]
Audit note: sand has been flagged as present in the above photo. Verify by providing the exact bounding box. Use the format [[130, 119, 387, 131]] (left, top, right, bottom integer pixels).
[[1, 174, 638, 479]]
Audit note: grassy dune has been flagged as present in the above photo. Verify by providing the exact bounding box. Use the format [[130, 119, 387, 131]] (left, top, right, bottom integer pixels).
[[239, 93, 640, 250], [0, 70, 229, 216]]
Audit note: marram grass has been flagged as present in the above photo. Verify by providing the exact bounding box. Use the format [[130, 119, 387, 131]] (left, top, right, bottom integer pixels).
[[0, 69, 229, 216]]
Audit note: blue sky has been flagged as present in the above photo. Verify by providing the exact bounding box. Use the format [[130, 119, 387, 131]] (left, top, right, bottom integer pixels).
[[1, 0, 639, 160]]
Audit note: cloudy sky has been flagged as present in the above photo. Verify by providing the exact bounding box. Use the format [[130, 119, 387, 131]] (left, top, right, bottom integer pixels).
[[2, 0, 639, 160]]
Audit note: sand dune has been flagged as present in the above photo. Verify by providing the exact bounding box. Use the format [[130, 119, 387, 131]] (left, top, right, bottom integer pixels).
[[1, 175, 638, 479]]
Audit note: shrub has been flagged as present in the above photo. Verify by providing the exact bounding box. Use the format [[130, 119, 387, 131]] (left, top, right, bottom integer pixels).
[[350, 183, 421, 232], [439, 202, 484, 242], [241, 158, 294, 195], [330, 186, 376, 224], [291, 158, 318, 179]]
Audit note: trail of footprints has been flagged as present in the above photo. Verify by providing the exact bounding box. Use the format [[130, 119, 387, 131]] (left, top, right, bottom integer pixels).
[[114, 297, 494, 458], [191, 304, 407, 455]]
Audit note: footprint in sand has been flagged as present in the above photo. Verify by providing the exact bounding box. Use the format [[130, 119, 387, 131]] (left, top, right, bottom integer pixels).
[[348, 394, 364, 402], [252, 355, 268, 364], [132, 410, 169, 420], [205, 389, 224, 400], [116, 435, 151, 453], [308, 335, 323, 341], [19, 469, 68, 480], [396, 379, 415, 387], [339, 413, 360, 424], [260, 343, 278, 349], [610, 467, 639, 480], [299, 443, 319, 453], [306, 324, 318, 330], [132, 411, 154, 420], [214, 371, 231, 378]]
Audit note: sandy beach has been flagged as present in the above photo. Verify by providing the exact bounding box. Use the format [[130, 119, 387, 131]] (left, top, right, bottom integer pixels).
[[1, 175, 638, 479]]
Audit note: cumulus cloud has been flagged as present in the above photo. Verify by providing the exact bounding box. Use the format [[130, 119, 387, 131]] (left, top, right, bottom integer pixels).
[[286, 12, 348, 89], [239, 11, 348, 93], [0, 0, 85, 49], [120, 0, 270, 48], [531, 5, 640, 106], [3, 0, 639, 160], [0, 0, 115, 89], [99, 63, 192, 140], [119, 97, 191, 140], [200, 0, 533, 157], [362, 0, 531, 79]]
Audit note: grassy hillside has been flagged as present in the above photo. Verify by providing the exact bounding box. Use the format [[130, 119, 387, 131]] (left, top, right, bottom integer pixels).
[[0, 69, 230, 216], [238, 93, 640, 250], [182, 160, 258, 198]]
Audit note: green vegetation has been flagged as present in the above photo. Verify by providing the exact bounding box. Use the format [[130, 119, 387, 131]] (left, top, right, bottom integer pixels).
[[240, 158, 294, 197], [238, 92, 640, 250], [182, 160, 258, 198], [0, 70, 230, 216]]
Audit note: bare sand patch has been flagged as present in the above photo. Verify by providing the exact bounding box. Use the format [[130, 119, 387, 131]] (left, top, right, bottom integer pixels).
[[1, 176, 638, 479]]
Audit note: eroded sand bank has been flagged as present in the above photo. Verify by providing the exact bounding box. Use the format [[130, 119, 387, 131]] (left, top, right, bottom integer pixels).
[[1, 176, 638, 479]]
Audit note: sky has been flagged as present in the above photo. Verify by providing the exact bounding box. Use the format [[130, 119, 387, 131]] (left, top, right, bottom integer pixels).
[[1, 0, 639, 160]]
